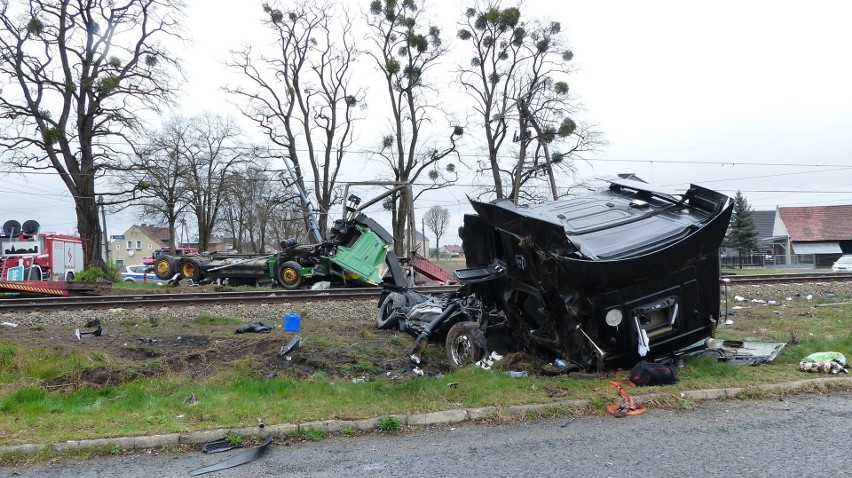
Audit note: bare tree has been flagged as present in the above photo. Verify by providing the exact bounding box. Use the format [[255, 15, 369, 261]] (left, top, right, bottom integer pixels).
[[0, 0, 184, 270], [125, 117, 193, 253], [218, 163, 300, 253], [423, 205, 450, 258], [456, 2, 603, 203], [226, 1, 363, 239], [365, 0, 464, 255], [182, 113, 246, 251]]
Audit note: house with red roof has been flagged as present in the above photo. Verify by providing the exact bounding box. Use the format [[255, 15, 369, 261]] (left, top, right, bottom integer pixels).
[[771, 205, 852, 267]]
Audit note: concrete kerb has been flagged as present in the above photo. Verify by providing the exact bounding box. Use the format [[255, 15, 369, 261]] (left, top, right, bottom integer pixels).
[[2, 376, 850, 457]]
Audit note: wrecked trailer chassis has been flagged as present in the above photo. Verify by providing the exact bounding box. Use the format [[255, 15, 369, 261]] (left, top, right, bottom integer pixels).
[[379, 177, 734, 372]]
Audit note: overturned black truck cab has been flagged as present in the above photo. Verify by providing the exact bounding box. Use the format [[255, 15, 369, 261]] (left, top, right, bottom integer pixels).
[[378, 176, 733, 371], [455, 177, 733, 370]]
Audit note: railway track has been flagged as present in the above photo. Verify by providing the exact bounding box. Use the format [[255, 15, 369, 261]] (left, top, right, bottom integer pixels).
[[0, 273, 849, 313], [723, 272, 852, 285], [0, 285, 458, 313]]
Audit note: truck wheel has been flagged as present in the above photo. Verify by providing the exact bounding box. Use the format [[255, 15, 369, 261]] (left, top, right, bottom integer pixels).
[[376, 292, 402, 330], [180, 258, 202, 282], [154, 256, 176, 280], [276, 261, 303, 289], [445, 321, 484, 368]]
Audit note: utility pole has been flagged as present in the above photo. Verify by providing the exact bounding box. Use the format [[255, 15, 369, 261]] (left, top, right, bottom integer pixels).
[[422, 216, 427, 257], [99, 196, 110, 262]]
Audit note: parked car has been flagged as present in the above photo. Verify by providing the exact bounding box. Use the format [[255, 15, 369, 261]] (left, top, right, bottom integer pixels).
[[121, 264, 161, 283], [832, 255, 852, 273]]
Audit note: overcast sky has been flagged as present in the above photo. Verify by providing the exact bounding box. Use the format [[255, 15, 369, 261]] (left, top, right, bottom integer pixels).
[[3, 0, 851, 247]]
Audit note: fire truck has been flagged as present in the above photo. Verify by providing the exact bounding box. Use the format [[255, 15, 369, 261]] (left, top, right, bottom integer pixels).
[[0, 219, 84, 281]]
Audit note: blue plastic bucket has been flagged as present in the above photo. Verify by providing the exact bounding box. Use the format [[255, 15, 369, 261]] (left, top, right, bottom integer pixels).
[[284, 312, 301, 332]]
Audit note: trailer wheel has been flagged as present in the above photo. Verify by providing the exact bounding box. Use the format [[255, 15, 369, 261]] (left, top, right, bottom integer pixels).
[[276, 261, 303, 289], [445, 321, 484, 368], [180, 258, 202, 282], [154, 256, 176, 280]]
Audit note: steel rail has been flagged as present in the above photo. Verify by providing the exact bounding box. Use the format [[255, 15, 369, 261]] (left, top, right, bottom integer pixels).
[[0, 285, 458, 313], [723, 272, 852, 285]]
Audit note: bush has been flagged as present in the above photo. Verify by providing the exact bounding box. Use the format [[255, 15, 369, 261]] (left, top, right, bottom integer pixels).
[[73, 260, 121, 283]]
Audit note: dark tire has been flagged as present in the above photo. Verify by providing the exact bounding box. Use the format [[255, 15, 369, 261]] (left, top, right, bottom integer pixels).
[[276, 261, 303, 289], [445, 321, 484, 368], [65, 272, 75, 282], [179, 258, 202, 282], [376, 292, 402, 330], [27, 266, 42, 281], [154, 256, 176, 280], [124, 278, 134, 283]]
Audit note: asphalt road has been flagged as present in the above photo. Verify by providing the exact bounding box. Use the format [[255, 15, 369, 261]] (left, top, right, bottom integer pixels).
[[5, 392, 851, 478]]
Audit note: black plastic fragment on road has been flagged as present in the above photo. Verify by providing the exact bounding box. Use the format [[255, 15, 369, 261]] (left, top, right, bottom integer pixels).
[[189, 433, 272, 476], [201, 438, 242, 454]]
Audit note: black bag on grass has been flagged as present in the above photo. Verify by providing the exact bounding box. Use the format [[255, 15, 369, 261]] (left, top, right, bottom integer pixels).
[[630, 360, 679, 386]]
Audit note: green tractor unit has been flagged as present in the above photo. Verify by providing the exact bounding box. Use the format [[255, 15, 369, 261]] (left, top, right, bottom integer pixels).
[[152, 213, 400, 289]]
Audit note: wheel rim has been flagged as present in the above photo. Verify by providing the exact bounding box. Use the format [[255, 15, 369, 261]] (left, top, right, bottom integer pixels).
[[378, 302, 393, 324], [282, 268, 298, 285], [182, 263, 196, 278], [450, 334, 476, 366], [157, 261, 169, 275]]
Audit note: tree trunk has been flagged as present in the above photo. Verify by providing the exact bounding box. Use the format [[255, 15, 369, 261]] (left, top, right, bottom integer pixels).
[[76, 195, 104, 271]]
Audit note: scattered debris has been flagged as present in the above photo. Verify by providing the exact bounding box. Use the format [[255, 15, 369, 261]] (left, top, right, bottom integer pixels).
[[822, 291, 837, 298], [75, 320, 105, 340], [504, 371, 528, 378], [277, 335, 301, 357], [805, 294, 813, 301], [689, 339, 785, 365], [606, 381, 647, 417], [1, 321, 18, 328], [799, 352, 848, 374], [201, 438, 242, 454], [189, 433, 272, 476], [184, 393, 198, 405], [137, 337, 159, 345], [283, 312, 301, 332], [475, 351, 503, 371], [235, 322, 274, 334]]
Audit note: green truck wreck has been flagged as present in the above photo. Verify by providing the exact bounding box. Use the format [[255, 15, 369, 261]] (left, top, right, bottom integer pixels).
[[152, 212, 403, 289]]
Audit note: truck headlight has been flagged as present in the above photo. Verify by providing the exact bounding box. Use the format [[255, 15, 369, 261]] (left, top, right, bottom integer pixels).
[[605, 308, 623, 327]]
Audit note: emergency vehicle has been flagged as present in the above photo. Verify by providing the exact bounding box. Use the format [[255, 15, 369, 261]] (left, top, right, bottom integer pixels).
[[0, 219, 84, 281]]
